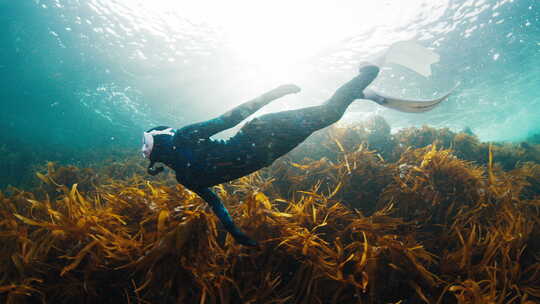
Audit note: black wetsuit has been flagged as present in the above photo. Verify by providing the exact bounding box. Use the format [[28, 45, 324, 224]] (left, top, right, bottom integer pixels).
[[151, 65, 380, 246]]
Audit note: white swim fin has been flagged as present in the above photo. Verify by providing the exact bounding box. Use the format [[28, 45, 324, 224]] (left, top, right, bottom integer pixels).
[[364, 41, 455, 112], [373, 41, 440, 77], [363, 87, 455, 113]]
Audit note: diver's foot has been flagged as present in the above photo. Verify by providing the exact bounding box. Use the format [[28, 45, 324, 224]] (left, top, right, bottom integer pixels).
[[267, 84, 301, 100], [331, 64, 379, 101], [358, 61, 379, 74], [358, 63, 379, 81]]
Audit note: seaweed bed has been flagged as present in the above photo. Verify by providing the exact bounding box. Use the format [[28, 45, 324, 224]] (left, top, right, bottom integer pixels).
[[1, 118, 540, 304]]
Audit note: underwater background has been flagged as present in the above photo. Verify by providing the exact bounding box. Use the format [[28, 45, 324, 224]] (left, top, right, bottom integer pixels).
[[1, 0, 539, 188], [1, 0, 540, 303]]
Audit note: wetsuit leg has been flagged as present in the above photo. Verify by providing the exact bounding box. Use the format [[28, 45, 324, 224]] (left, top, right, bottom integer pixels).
[[238, 65, 379, 165], [177, 84, 300, 139]]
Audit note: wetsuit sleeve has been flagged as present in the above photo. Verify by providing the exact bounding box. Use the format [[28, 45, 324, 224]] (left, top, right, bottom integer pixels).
[[191, 187, 258, 246], [176, 84, 300, 139]]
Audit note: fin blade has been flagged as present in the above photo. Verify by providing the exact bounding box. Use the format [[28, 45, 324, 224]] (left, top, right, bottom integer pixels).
[[382, 41, 440, 77], [370, 87, 455, 113]]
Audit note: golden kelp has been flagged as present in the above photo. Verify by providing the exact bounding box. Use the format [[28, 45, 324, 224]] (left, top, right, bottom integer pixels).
[[1, 121, 540, 303]]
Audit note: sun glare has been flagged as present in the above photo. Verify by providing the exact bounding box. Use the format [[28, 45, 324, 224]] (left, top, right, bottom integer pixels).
[[116, 0, 432, 71], [103, 0, 449, 107]]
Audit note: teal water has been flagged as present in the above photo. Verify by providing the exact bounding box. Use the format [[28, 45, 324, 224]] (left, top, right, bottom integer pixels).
[[0, 0, 538, 188]]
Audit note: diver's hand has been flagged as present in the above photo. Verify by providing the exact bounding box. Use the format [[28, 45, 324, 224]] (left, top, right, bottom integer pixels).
[[231, 230, 259, 247], [267, 84, 301, 99], [147, 166, 164, 176]]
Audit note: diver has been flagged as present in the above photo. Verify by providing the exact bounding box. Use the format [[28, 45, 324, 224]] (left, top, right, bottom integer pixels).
[[141, 63, 450, 246]]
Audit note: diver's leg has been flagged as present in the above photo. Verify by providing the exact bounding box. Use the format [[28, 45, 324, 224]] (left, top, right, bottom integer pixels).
[[222, 84, 301, 123], [322, 64, 381, 119], [238, 65, 379, 165], [178, 84, 301, 138]]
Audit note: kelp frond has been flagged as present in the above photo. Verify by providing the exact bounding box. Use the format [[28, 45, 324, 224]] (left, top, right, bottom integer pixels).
[[1, 121, 540, 303]]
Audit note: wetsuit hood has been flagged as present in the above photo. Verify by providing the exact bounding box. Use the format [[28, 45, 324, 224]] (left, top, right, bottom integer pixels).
[[142, 126, 175, 174]]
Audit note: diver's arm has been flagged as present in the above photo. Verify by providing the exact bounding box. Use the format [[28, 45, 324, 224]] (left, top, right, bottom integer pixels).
[[191, 187, 258, 246], [177, 84, 301, 138]]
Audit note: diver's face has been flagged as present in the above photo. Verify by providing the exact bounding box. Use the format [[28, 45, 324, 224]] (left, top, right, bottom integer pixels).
[[141, 132, 154, 159]]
